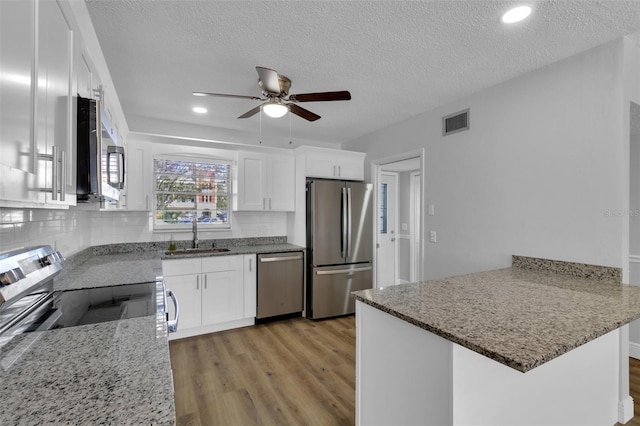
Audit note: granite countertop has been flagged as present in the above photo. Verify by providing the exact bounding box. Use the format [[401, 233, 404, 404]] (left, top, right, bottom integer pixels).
[[0, 316, 174, 425], [55, 251, 162, 291], [353, 256, 640, 373], [1, 236, 300, 425], [161, 243, 304, 259]]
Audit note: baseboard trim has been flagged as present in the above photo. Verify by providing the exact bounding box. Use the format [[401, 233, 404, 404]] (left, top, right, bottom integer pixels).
[[168, 317, 255, 340], [630, 342, 640, 360], [619, 396, 634, 424]]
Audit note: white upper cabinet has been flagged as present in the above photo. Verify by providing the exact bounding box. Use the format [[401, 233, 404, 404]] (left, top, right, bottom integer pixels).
[[235, 151, 295, 211], [0, 0, 41, 207], [301, 146, 365, 181], [36, 0, 76, 207], [0, 0, 76, 208]]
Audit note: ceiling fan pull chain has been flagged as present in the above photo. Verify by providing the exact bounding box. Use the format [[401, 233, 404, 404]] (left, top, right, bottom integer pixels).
[[289, 110, 292, 145], [259, 107, 262, 144]]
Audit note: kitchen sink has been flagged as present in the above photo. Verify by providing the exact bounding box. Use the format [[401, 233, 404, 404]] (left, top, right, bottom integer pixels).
[[165, 247, 231, 256]]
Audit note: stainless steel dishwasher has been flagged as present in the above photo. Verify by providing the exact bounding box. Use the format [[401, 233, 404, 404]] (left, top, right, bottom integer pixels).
[[257, 252, 304, 319]]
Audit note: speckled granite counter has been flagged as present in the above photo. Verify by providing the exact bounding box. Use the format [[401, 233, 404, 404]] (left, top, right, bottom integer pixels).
[[0, 316, 174, 425], [353, 256, 640, 373], [1, 236, 301, 425], [55, 251, 162, 291]]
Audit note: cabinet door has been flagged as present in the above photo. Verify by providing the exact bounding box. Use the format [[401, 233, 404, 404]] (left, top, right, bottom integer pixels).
[[336, 155, 365, 181], [201, 269, 244, 325], [164, 274, 202, 330], [236, 152, 266, 210], [244, 255, 257, 318], [125, 141, 150, 210], [76, 40, 93, 100], [0, 0, 42, 207], [37, 0, 75, 206], [267, 155, 295, 211], [305, 151, 337, 179]]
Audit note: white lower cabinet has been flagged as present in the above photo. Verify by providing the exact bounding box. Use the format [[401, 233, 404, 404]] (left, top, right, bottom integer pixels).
[[163, 254, 256, 340]]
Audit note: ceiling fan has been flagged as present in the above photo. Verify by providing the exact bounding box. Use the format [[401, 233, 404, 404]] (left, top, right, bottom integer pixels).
[[193, 66, 351, 122]]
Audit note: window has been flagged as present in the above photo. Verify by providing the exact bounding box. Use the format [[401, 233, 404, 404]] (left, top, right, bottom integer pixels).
[[379, 183, 388, 234], [153, 157, 231, 229]]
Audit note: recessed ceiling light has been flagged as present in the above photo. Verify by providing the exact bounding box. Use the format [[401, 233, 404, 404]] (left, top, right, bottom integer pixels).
[[192, 107, 207, 114], [501, 5, 532, 24], [192, 92, 207, 97]]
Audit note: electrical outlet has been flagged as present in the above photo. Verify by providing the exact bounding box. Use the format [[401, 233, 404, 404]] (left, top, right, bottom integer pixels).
[[429, 231, 437, 243]]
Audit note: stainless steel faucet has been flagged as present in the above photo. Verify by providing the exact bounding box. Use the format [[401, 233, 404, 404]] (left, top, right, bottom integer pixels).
[[192, 216, 199, 248]]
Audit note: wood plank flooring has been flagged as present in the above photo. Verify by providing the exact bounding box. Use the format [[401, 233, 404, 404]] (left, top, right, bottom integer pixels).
[[169, 315, 356, 426], [171, 316, 640, 426]]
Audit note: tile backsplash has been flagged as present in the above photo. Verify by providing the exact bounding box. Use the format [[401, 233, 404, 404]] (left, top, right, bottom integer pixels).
[[0, 208, 288, 256]]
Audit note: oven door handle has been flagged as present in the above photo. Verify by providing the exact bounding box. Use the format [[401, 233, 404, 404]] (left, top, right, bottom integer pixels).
[[166, 289, 179, 333]]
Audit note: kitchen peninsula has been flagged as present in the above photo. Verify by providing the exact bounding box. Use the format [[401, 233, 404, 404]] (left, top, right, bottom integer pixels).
[[353, 256, 640, 426]]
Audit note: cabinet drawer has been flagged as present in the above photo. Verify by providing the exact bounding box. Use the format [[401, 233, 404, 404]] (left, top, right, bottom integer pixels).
[[201, 255, 243, 273], [162, 258, 201, 277]]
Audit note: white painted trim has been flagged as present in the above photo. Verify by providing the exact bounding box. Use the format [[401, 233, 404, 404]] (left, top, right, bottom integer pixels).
[[371, 149, 426, 285], [168, 317, 255, 340], [629, 341, 640, 360], [410, 171, 421, 282], [619, 396, 635, 424]]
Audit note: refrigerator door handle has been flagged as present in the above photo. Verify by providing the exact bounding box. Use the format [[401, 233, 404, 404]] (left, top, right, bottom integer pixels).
[[347, 186, 352, 259], [341, 187, 348, 259], [316, 266, 373, 275]]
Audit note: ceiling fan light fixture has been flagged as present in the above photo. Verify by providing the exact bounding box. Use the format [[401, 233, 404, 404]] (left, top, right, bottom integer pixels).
[[263, 102, 288, 118], [501, 5, 532, 24]]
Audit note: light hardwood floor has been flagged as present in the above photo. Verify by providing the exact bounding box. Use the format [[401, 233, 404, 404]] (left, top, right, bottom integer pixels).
[[170, 316, 640, 426], [169, 315, 356, 425]]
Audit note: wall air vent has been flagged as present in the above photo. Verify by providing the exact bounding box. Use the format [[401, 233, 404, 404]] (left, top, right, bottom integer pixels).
[[442, 109, 469, 136]]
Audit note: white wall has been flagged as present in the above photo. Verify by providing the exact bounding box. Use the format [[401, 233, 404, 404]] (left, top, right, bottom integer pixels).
[[345, 38, 637, 280]]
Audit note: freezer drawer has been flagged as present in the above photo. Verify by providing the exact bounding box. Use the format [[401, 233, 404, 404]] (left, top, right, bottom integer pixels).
[[257, 252, 304, 319], [309, 263, 373, 319]]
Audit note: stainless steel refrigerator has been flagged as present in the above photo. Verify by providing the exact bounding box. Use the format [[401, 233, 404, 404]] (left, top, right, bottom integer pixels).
[[306, 179, 373, 319]]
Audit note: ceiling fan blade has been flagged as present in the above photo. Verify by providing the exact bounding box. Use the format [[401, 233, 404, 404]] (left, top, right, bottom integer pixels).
[[192, 91, 262, 100], [289, 103, 321, 121], [256, 66, 281, 94], [289, 91, 351, 103], [238, 104, 263, 119]]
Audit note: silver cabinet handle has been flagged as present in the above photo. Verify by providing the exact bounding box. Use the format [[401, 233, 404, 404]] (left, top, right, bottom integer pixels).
[[59, 150, 66, 202], [338, 165, 341, 177], [316, 266, 373, 275], [39, 146, 59, 200], [249, 258, 252, 272], [333, 165, 337, 177], [259, 254, 303, 263], [166, 289, 179, 333], [204, 274, 207, 289], [196, 275, 199, 290]]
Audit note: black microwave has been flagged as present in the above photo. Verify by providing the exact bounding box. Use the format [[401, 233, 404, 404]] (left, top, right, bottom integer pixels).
[[76, 96, 124, 202]]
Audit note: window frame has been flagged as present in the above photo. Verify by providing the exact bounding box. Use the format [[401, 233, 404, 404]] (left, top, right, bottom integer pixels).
[[152, 154, 232, 231]]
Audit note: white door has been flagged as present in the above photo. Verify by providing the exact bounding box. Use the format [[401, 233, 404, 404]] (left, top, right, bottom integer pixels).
[[377, 172, 398, 287]]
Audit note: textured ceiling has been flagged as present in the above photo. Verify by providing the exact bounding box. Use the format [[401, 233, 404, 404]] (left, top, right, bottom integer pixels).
[[84, 1, 640, 148]]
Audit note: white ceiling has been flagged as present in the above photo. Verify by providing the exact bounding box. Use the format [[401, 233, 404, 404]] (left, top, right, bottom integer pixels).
[[84, 1, 640, 148]]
